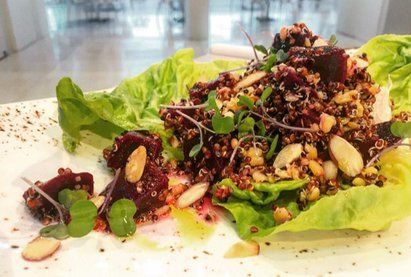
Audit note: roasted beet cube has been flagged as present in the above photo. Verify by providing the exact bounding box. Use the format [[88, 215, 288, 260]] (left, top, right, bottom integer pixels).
[[312, 46, 348, 83], [103, 131, 163, 169], [101, 161, 168, 217], [23, 168, 94, 221]]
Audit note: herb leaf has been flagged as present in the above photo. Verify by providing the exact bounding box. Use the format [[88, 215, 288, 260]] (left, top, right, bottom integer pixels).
[[266, 134, 279, 160], [238, 117, 255, 134], [235, 110, 249, 125], [329, 34, 338, 45], [108, 199, 137, 237], [206, 91, 218, 111], [189, 143, 203, 157], [276, 50, 288, 62], [212, 113, 235, 134], [254, 45, 268, 55], [67, 199, 97, 237], [40, 223, 69, 240], [261, 54, 277, 72], [58, 189, 88, 209], [390, 121, 411, 138], [238, 95, 254, 110], [260, 87, 273, 104], [256, 120, 266, 136]]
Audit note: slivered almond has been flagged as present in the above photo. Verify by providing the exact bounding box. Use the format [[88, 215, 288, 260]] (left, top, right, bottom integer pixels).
[[22, 237, 61, 261], [234, 71, 267, 91], [125, 146, 147, 183], [175, 182, 209, 208], [323, 160, 338, 180], [273, 143, 303, 169], [329, 135, 363, 177], [224, 240, 260, 259], [89, 195, 105, 209]]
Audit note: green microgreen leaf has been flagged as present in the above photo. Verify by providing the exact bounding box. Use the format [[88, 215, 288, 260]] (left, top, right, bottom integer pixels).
[[238, 95, 254, 110], [329, 34, 338, 45], [266, 134, 279, 160], [276, 49, 288, 62], [212, 113, 235, 134], [260, 54, 277, 72], [238, 117, 255, 134], [67, 199, 97, 237], [58, 189, 88, 209], [108, 199, 137, 237], [235, 110, 249, 125], [254, 44, 268, 55], [390, 121, 411, 138], [260, 87, 273, 104], [256, 120, 266, 136], [40, 223, 69, 240], [189, 143, 203, 158], [206, 90, 218, 112]]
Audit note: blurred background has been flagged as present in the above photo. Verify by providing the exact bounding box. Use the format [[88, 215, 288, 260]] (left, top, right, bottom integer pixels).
[[0, 0, 410, 103]]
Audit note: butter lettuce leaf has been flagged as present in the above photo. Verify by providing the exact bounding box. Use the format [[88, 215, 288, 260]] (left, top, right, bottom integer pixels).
[[214, 148, 411, 240], [358, 35, 411, 113], [56, 49, 245, 156]]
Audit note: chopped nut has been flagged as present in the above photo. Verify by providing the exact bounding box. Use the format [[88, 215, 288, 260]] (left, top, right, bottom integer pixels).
[[275, 168, 290, 179], [333, 90, 358, 104], [307, 186, 320, 202], [273, 144, 303, 169], [323, 160, 338, 180], [252, 171, 268, 183], [234, 71, 267, 91], [347, 121, 360, 130], [125, 146, 147, 183], [224, 240, 260, 259], [245, 147, 265, 166], [169, 136, 180, 148], [231, 138, 239, 149], [329, 135, 364, 177], [304, 144, 318, 159], [273, 207, 292, 224], [89, 195, 105, 209], [309, 160, 324, 176], [175, 182, 209, 209], [352, 177, 366, 186], [22, 237, 61, 261], [319, 113, 336, 133]]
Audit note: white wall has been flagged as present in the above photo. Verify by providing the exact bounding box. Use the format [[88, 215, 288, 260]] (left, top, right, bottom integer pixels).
[[0, 0, 49, 52]]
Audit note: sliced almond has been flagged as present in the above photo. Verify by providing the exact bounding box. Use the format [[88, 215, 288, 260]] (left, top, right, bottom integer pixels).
[[329, 135, 364, 177], [22, 237, 61, 261], [89, 195, 105, 209], [125, 145, 147, 183], [273, 143, 303, 169], [323, 160, 338, 180], [234, 71, 267, 91], [224, 240, 260, 259], [175, 182, 209, 209]]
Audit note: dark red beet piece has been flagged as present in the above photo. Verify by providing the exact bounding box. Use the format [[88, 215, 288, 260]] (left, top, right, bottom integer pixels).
[[23, 168, 94, 221], [312, 46, 348, 83], [282, 67, 304, 89], [100, 160, 168, 217], [103, 131, 163, 169]]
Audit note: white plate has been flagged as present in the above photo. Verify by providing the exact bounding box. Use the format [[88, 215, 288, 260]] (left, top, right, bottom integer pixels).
[[1, 98, 411, 277]]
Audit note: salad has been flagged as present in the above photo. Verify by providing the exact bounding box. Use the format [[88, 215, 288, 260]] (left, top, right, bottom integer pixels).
[[21, 23, 411, 261]]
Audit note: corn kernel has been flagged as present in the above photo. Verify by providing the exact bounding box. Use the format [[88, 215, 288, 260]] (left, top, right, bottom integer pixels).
[[319, 113, 336, 133], [273, 207, 292, 224], [304, 144, 318, 159]]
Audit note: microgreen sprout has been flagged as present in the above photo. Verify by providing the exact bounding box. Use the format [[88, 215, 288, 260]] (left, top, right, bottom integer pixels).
[[108, 199, 137, 237], [176, 110, 206, 157], [250, 110, 315, 133], [329, 34, 338, 45], [99, 168, 122, 215], [239, 25, 260, 63], [390, 121, 411, 138], [176, 110, 215, 134], [365, 143, 411, 168], [21, 177, 65, 223]]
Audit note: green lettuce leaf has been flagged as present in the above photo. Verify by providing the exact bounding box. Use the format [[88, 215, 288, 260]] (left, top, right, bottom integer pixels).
[[214, 148, 411, 240], [358, 35, 411, 113], [56, 49, 245, 156]]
